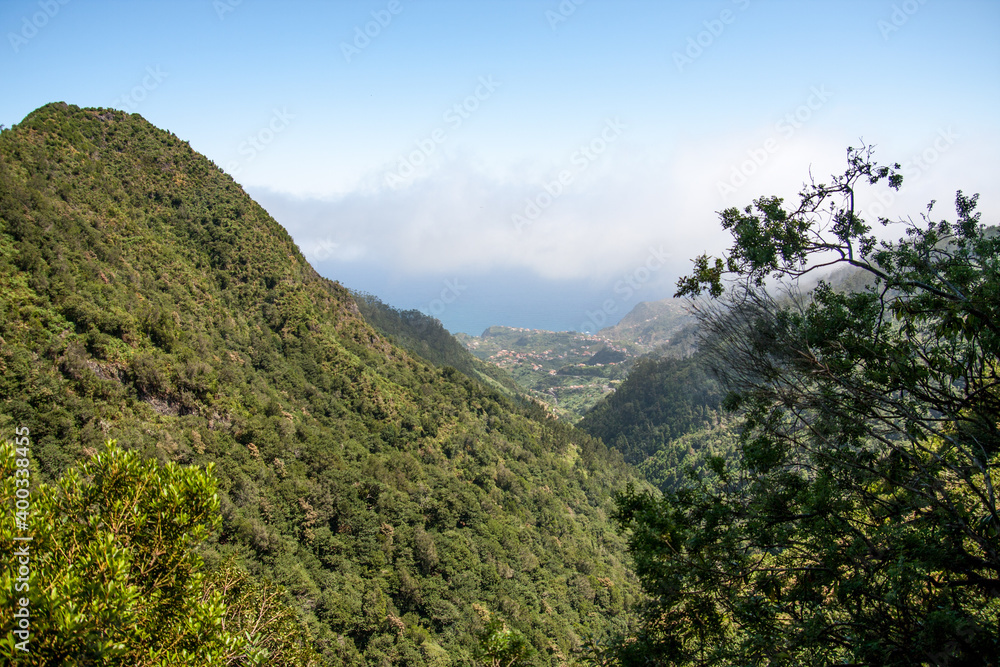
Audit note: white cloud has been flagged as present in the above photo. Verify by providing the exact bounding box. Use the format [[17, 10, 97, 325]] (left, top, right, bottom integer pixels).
[[250, 146, 727, 289], [249, 123, 999, 297]]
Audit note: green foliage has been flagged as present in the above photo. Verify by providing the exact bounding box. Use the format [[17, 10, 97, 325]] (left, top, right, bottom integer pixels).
[[201, 559, 325, 666], [579, 354, 725, 467], [0, 103, 641, 665], [675, 144, 905, 300], [0, 440, 255, 665], [616, 146, 1000, 665], [636, 424, 738, 493], [475, 614, 535, 667]]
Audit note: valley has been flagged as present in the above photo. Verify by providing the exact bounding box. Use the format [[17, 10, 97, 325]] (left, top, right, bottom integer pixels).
[[455, 327, 633, 420], [454, 298, 695, 421], [0, 104, 644, 666]]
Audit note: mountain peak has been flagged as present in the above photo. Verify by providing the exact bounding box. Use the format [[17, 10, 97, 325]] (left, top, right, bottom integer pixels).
[[0, 103, 640, 662], [599, 297, 693, 350]]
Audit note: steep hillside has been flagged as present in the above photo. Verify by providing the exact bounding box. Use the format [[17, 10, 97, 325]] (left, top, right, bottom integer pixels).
[[0, 104, 640, 665], [577, 279, 906, 492]]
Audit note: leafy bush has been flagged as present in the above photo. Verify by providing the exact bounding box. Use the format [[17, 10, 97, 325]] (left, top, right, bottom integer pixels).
[[0, 440, 251, 665]]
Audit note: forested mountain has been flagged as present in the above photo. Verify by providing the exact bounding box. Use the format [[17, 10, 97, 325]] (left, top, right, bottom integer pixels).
[[614, 149, 999, 665], [576, 274, 888, 489], [0, 103, 642, 665]]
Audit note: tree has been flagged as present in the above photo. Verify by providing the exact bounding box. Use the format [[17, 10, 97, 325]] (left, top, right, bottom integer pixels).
[[615, 146, 999, 665], [474, 607, 535, 667], [200, 560, 324, 666], [0, 440, 261, 665]]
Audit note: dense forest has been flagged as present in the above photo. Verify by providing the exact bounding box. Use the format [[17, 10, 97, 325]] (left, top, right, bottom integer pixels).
[[0, 104, 645, 665]]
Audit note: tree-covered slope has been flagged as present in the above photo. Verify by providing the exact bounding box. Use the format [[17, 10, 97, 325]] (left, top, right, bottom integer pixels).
[[615, 148, 999, 665], [0, 103, 640, 665], [576, 353, 725, 467]]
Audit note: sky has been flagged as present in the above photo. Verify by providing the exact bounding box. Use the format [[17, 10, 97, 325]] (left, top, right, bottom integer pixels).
[[2, 0, 998, 334]]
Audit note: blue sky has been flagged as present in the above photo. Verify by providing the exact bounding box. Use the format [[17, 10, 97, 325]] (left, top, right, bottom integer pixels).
[[2, 0, 999, 334]]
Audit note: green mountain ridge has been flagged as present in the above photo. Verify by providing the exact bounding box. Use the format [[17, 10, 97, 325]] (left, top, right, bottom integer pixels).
[[577, 353, 726, 469], [574, 275, 900, 490], [351, 290, 521, 397], [0, 103, 642, 665]]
